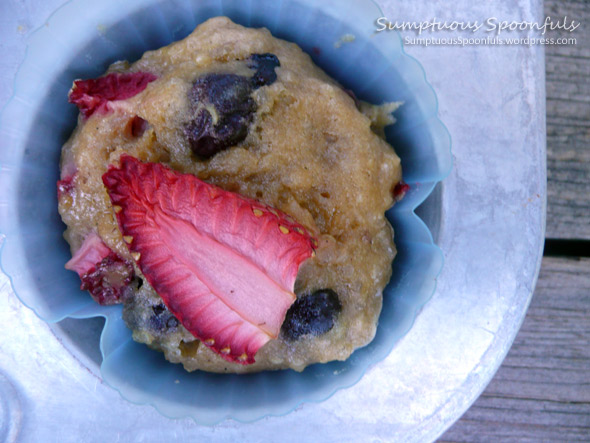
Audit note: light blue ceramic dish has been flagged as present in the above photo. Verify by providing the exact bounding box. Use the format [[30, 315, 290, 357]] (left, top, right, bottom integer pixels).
[[0, 0, 451, 424]]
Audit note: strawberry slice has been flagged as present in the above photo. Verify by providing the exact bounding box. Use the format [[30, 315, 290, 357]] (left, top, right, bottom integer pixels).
[[57, 174, 76, 200], [69, 71, 157, 118], [65, 232, 135, 305], [102, 155, 316, 364], [65, 232, 111, 277]]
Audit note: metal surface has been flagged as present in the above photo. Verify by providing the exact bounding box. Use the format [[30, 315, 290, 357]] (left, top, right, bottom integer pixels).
[[0, 0, 545, 441]]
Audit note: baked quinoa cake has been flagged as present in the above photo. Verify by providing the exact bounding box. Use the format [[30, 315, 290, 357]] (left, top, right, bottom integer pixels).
[[58, 17, 404, 373]]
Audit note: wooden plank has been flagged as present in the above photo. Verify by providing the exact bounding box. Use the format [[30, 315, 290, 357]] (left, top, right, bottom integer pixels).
[[545, 0, 590, 240], [439, 256, 590, 442], [440, 422, 589, 442], [440, 1, 589, 438]]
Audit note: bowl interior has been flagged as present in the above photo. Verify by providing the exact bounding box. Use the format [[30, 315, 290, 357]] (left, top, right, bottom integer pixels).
[[0, 0, 451, 423]]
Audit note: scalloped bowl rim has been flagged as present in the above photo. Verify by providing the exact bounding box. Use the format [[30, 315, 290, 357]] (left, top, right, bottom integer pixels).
[[0, 0, 452, 424]]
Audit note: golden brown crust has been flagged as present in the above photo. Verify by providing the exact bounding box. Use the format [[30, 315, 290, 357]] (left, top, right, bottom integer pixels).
[[58, 17, 402, 373]]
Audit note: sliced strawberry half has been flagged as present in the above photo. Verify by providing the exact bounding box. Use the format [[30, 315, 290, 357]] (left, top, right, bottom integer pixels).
[[65, 232, 111, 276], [69, 71, 157, 118], [65, 232, 135, 305], [102, 155, 316, 364]]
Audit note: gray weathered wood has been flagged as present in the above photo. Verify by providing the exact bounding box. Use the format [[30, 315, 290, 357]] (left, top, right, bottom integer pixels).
[[441, 1, 590, 439], [439, 256, 590, 441], [440, 2, 590, 439], [545, 0, 590, 240]]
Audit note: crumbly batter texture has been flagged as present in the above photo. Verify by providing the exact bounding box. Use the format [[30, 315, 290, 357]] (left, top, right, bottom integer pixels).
[[58, 17, 402, 373]]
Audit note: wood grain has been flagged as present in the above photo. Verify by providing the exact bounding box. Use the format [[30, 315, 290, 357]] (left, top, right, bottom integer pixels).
[[440, 2, 590, 438], [439, 256, 590, 441], [545, 0, 590, 240]]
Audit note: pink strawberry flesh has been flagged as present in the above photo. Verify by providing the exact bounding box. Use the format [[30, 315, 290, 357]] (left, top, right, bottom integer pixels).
[[57, 174, 75, 200], [69, 72, 157, 118], [65, 232, 135, 305], [393, 180, 410, 199], [65, 232, 111, 276], [102, 155, 316, 364]]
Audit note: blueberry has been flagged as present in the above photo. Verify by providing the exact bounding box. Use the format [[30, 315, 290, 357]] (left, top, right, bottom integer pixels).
[[149, 302, 179, 332], [152, 303, 166, 316], [186, 73, 256, 159], [191, 74, 255, 114], [282, 289, 342, 340], [186, 54, 280, 159], [248, 53, 280, 88], [148, 314, 165, 331]]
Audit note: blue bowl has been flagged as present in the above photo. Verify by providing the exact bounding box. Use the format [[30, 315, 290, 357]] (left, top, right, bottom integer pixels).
[[0, 0, 451, 424]]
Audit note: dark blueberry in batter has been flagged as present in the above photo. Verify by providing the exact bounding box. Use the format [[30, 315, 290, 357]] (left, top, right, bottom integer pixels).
[[187, 73, 256, 159], [149, 303, 179, 332], [149, 314, 165, 331], [191, 73, 255, 114], [152, 303, 166, 316], [248, 53, 280, 88], [282, 289, 342, 340], [186, 55, 280, 159]]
